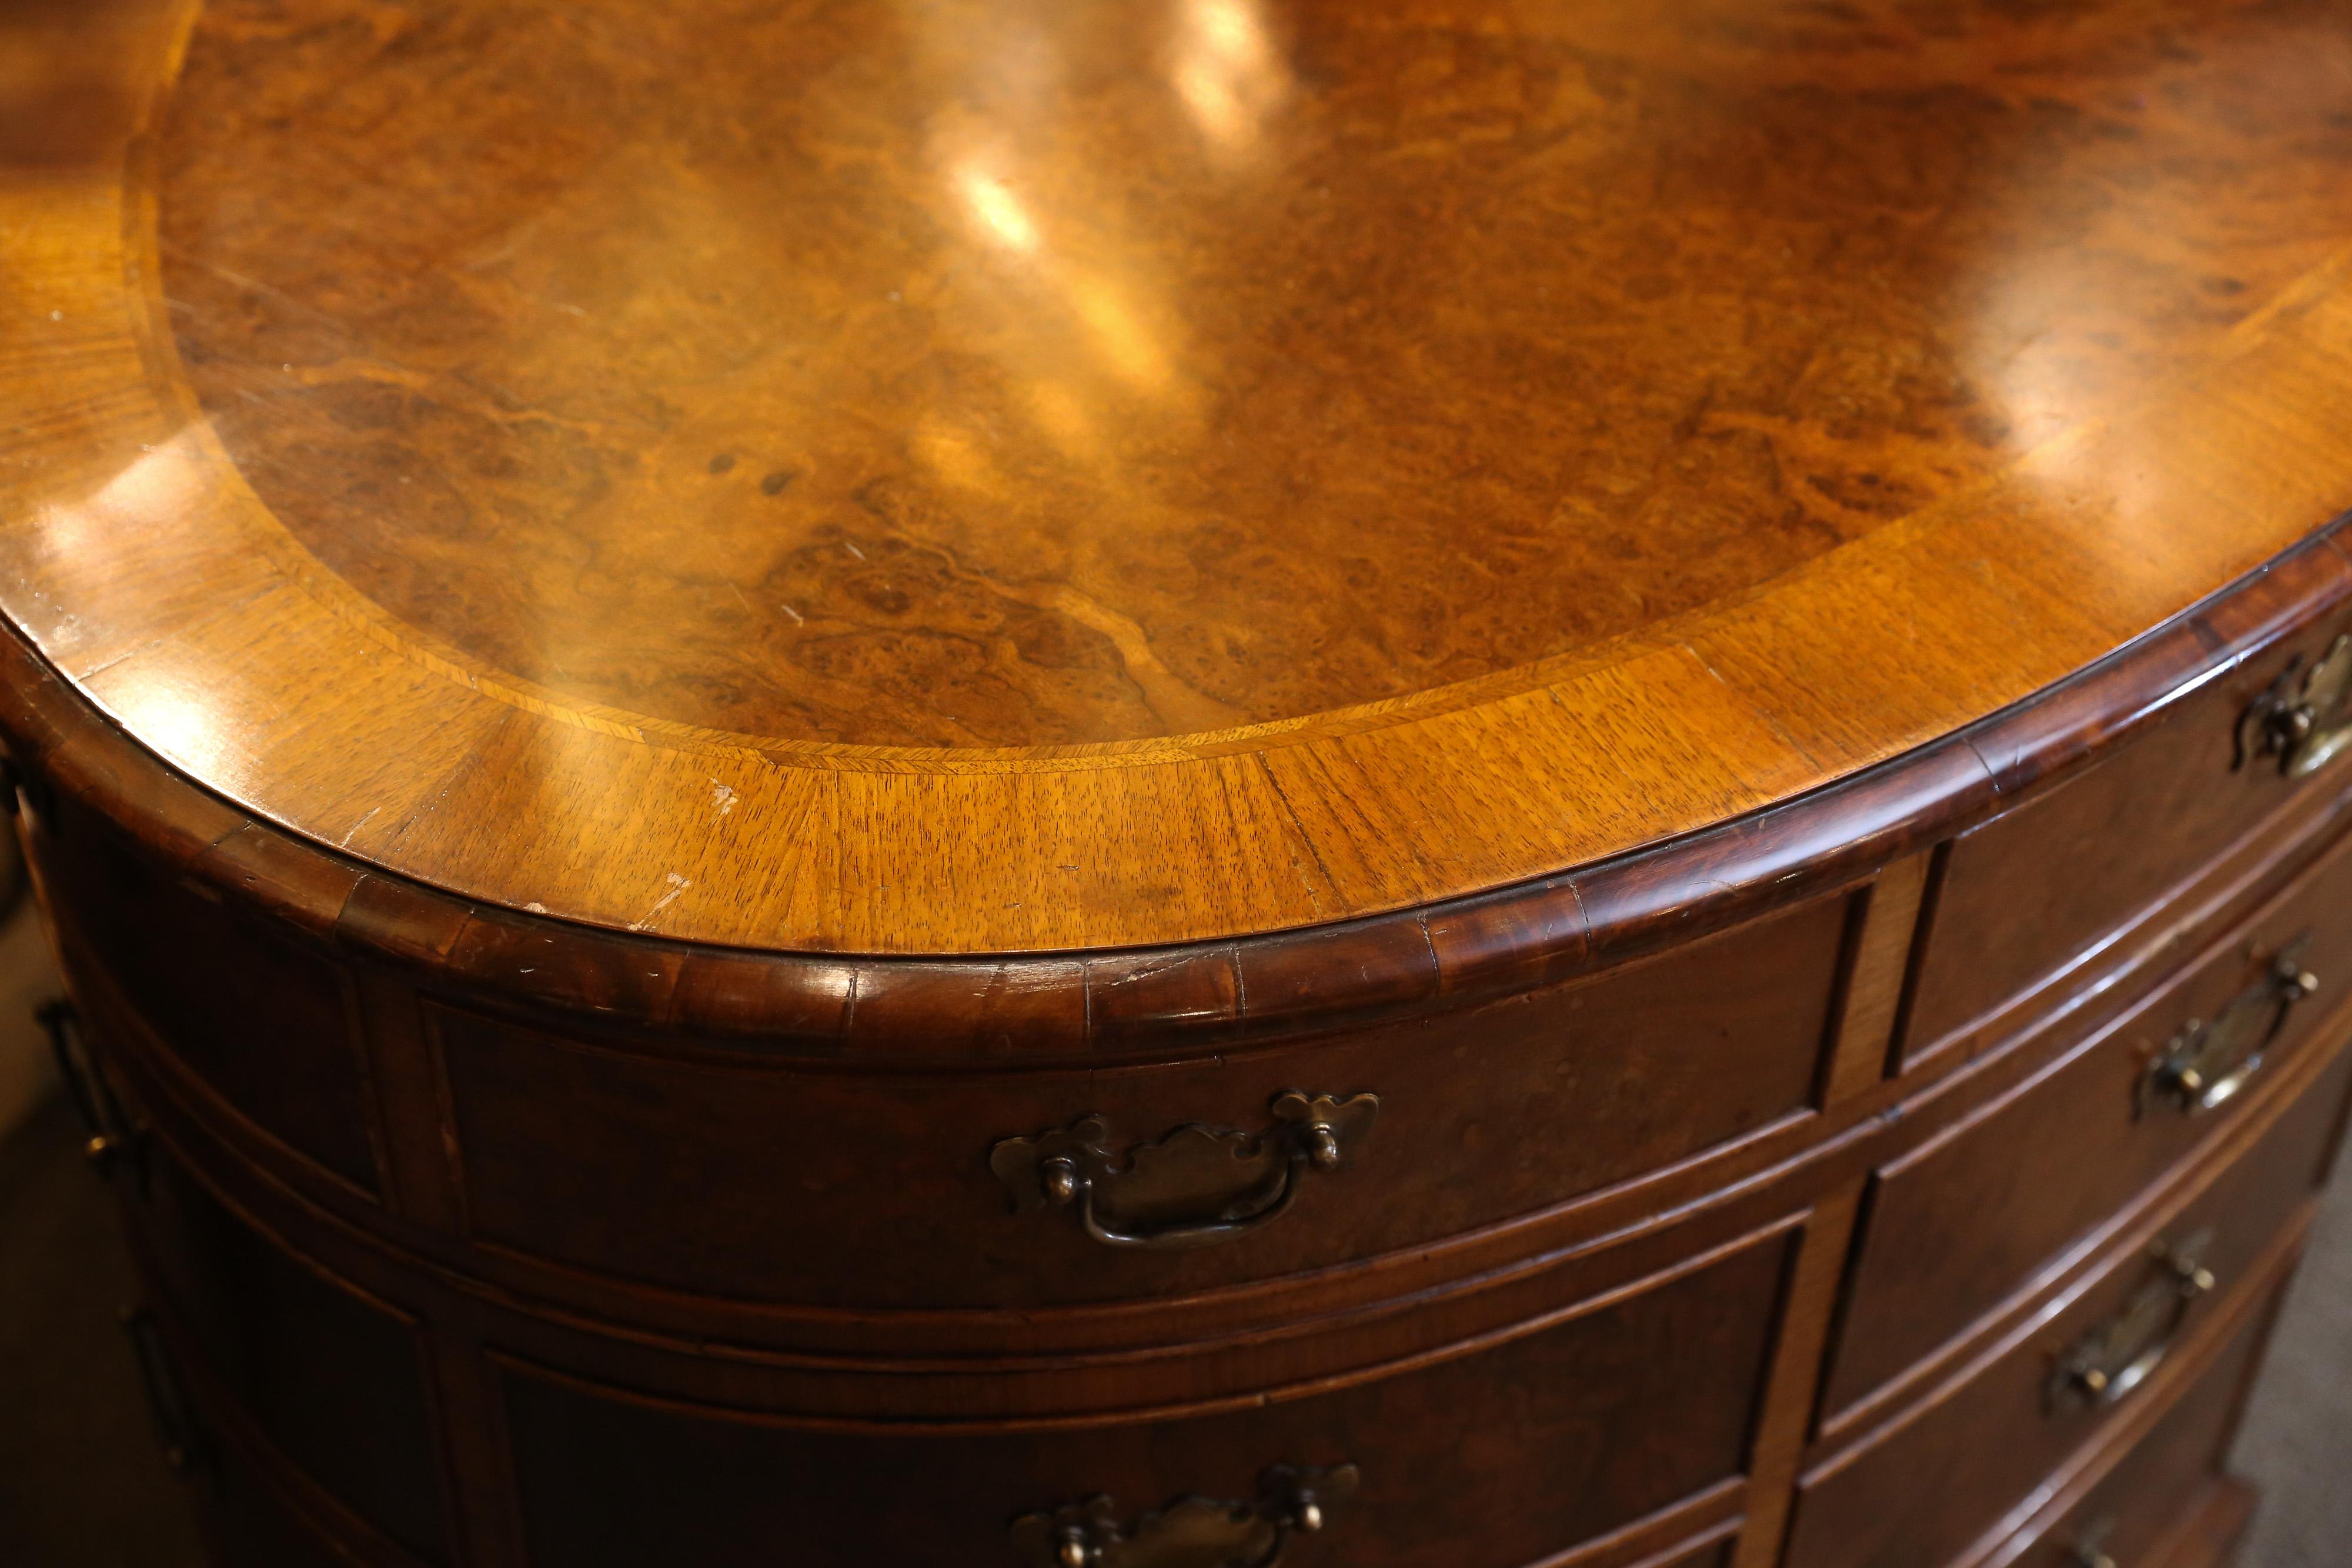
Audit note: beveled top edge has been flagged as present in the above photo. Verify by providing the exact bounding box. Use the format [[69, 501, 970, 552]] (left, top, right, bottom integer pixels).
[[9, 0, 2352, 951], [5, 520, 2345, 1064]]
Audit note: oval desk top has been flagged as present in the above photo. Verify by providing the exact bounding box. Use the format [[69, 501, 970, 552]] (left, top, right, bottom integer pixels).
[[6, 0, 2352, 954]]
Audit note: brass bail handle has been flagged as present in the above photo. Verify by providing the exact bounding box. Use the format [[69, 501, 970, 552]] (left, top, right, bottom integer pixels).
[[1013, 1463, 1359, 1568], [2143, 940, 2318, 1118], [991, 1092, 1379, 1251], [1033, 1117, 1343, 1238], [37, 998, 139, 1176], [119, 1308, 213, 1494], [2052, 1234, 2217, 1412], [2236, 633, 2352, 778]]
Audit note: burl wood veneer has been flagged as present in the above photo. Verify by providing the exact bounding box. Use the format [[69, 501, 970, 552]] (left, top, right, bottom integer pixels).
[[6, 2, 2352, 1566]]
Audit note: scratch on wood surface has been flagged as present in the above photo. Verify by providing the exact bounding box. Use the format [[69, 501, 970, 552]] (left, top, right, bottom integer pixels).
[[628, 871, 692, 930]]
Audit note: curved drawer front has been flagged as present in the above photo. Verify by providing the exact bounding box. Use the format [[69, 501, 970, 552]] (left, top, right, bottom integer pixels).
[[1998, 1298, 2270, 1568], [495, 1229, 1790, 1568], [138, 1316, 359, 1568], [1788, 1042, 2350, 1568], [433, 891, 1840, 1308], [1905, 610, 2352, 1065], [135, 1143, 449, 1566], [31, 793, 380, 1193], [1823, 826, 2352, 1420]]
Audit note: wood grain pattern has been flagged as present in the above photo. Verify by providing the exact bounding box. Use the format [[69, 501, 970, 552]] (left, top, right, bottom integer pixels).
[[8, 540, 2350, 1063], [1786, 1175, 2320, 1568], [1822, 837, 2352, 1428], [489, 1235, 1788, 1568], [1821, 857, 1930, 1106], [1975, 1316, 2271, 1568], [426, 892, 1837, 1311], [31, 593, 2352, 1562], [1906, 597, 2352, 1066], [156, 0, 2352, 751], [15, 5, 2352, 1567], [1728, 1182, 1864, 1568], [26, 574, 2352, 1376], [7, 0, 2352, 950]]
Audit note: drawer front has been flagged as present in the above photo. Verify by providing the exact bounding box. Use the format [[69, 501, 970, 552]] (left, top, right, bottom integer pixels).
[[33, 796, 380, 1192], [1907, 614, 2352, 1062], [1823, 828, 2352, 1418], [1788, 1046, 2349, 1568], [125, 1305, 360, 1568], [133, 1143, 451, 1567], [2000, 1295, 2272, 1568], [497, 1229, 1792, 1568], [196, 1407, 363, 1568], [439, 891, 1840, 1308]]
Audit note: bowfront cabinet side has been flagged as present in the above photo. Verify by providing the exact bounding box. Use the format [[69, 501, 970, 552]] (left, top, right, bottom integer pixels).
[[10, 2, 2352, 1566], [17, 527, 2352, 1568]]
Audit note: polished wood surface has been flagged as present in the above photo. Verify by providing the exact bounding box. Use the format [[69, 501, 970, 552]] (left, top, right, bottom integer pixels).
[[1825, 830, 2352, 1423], [1943, 1289, 2274, 1568], [11, 6, 2352, 1568], [152, 0, 2347, 750], [9, 0, 2352, 948], [15, 531, 2352, 1565], [1786, 1050, 2348, 1568]]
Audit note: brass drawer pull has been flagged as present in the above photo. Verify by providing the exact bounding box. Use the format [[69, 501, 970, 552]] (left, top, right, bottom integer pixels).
[[2140, 939, 2317, 1117], [2237, 633, 2352, 777], [37, 998, 141, 1177], [1010, 1463, 1358, 1568], [2068, 1517, 2119, 1568], [2047, 1232, 2215, 1412], [991, 1092, 1378, 1251], [121, 1308, 208, 1482]]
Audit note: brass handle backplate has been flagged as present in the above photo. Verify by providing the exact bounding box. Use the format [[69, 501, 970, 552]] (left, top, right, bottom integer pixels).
[[1010, 1463, 1358, 1568], [990, 1092, 1378, 1250], [2140, 938, 2317, 1118], [2047, 1232, 2216, 1413], [2237, 633, 2352, 777]]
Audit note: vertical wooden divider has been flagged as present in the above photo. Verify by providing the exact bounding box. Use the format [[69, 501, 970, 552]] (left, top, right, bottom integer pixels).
[[1729, 1182, 1865, 1568], [1820, 854, 1933, 1107], [1732, 851, 1936, 1566], [352, 966, 524, 1567]]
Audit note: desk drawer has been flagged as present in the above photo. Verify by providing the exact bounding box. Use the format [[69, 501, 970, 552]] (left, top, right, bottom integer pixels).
[[436, 891, 1842, 1309], [1788, 1044, 2348, 1568], [31, 793, 380, 1193], [1907, 608, 2352, 1063], [1994, 1294, 2273, 1568], [133, 1144, 449, 1566], [1823, 827, 2352, 1420], [497, 1228, 1790, 1568]]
